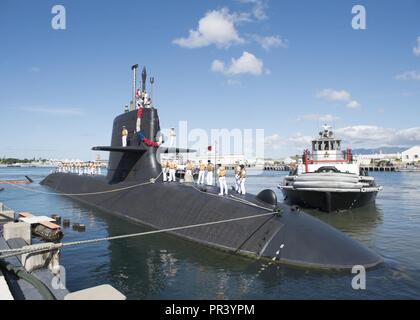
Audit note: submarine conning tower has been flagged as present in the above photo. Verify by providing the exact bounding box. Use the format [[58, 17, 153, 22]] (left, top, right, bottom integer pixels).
[[106, 108, 162, 184], [92, 65, 164, 184]]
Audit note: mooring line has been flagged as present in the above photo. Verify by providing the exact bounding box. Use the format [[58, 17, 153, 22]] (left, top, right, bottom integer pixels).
[[0, 211, 276, 258], [2, 172, 162, 196]]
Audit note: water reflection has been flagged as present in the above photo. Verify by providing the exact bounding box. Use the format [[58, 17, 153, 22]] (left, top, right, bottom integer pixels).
[[310, 204, 383, 241]]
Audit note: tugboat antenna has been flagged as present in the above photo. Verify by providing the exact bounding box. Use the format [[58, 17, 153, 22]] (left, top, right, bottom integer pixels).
[[131, 64, 138, 111]]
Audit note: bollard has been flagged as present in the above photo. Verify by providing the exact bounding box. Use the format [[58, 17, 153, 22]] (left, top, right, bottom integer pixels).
[[72, 223, 86, 232], [51, 214, 62, 224]]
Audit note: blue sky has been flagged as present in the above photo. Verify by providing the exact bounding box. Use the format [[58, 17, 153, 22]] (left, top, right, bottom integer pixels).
[[0, 0, 419, 160]]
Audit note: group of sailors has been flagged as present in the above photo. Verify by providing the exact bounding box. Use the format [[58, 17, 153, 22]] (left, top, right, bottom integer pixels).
[[55, 161, 102, 175], [162, 160, 247, 196], [136, 89, 151, 109]]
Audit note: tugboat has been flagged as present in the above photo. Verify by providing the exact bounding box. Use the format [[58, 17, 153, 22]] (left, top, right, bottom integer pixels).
[[40, 66, 382, 269], [279, 125, 382, 212]]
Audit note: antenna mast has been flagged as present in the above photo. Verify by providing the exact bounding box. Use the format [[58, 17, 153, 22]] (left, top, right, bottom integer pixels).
[[150, 76, 155, 108], [131, 64, 138, 111]]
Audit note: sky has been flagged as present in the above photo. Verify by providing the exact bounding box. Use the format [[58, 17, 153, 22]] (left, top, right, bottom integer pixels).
[[0, 0, 419, 160]]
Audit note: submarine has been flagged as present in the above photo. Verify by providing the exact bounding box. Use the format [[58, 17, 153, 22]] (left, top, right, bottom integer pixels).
[[41, 65, 382, 270]]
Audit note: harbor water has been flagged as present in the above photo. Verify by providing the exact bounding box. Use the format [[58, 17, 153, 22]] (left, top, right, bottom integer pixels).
[[1, 167, 419, 299]]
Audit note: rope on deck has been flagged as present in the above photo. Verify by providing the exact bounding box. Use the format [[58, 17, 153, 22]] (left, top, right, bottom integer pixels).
[[1, 172, 162, 196]]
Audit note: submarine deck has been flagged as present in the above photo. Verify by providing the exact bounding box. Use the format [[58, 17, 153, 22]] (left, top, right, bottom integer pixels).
[[41, 172, 383, 270]]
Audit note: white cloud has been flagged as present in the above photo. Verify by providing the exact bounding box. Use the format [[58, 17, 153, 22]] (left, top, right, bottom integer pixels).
[[20, 107, 85, 116], [336, 125, 420, 147], [173, 8, 244, 49], [413, 36, 420, 56], [299, 114, 340, 122], [346, 100, 361, 109], [288, 133, 313, 148], [395, 70, 420, 81], [236, 0, 269, 21], [265, 125, 420, 157], [316, 88, 361, 109], [265, 133, 312, 151], [253, 35, 288, 51], [211, 60, 226, 73], [211, 51, 263, 76], [316, 89, 351, 102], [264, 134, 283, 150], [226, 79, 241, 86]]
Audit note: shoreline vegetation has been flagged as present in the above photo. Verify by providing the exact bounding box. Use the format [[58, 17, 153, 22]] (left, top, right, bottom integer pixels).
[[0, 157, 48, 165]]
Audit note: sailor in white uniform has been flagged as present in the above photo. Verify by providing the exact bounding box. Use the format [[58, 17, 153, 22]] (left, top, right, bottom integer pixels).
[[206, 161, 214, 186], [197, 161, 206, 185], [239, 165, 246, 195], [121, 126, 128, 147], [169, 160, 177, 182], [169, 128, 176, 147], [217, 164, 228, 196], [234, 163, 241, 192]]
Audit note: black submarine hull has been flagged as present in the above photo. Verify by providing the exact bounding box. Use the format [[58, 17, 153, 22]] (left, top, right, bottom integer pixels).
[[281, 188, 378, 213], [41, 173, 382, 269], [40, 92, 382, 270]]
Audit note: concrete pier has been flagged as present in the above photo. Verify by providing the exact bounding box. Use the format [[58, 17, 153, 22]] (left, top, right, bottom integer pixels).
[[1, 202, 126, 300], [361, 166, 396, 172]]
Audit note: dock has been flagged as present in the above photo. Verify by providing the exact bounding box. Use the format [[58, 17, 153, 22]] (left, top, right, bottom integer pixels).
[[0, 202, 126, 300], [264, 165, 290, 171], [360, 165, 397, 172]]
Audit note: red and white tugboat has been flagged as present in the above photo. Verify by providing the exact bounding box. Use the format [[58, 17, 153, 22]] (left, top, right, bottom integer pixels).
[[279, 125, 382, 212]]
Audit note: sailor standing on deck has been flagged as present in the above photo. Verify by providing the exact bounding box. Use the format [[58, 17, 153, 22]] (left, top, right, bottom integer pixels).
[[169, 160, 177, 182], [217, 164, 228, 196], [206, 160, 214, 186], [234, 163, 241, 192], [239, 165, 247, 195], [122, 126, 128, 147], [197, 160, 206, 185], [162, 160, 169, 182], [186, 161, 193, 180], [169, 128, 176, 148], [143, 93, 151, 108]]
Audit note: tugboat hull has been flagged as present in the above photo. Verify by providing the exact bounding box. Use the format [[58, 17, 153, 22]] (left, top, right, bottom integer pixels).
[[281, 188, 378, 212]]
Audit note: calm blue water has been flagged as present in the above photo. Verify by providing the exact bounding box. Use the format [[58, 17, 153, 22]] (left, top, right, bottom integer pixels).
[[1, 167, 419, 299]]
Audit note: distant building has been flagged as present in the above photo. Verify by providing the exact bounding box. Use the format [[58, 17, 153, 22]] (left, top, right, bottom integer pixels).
[[402, 146, 420, 163], [193, 153, 246, 165], [355, 152, 401, 166]]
